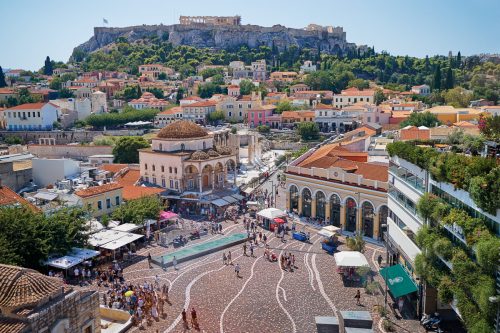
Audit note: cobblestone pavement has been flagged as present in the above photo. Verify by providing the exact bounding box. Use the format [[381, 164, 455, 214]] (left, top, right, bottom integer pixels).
[[82, 215, 425, 333]]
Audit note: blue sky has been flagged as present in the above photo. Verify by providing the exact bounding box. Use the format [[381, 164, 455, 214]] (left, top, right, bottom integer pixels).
[[1, 0, 499, 70]]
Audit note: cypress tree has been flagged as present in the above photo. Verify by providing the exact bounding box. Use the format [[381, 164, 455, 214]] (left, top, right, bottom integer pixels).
[[456, 51, 462, 68], [44, 56, 53, 75], [433, 64, 442, 91], [445, 67, 454, 89], [0, 66, 7, 88], [136, 85, 142, 98]]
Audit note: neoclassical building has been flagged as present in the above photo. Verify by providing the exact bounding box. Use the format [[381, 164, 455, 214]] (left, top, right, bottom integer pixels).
[[285, 143, 388, 240], [139, 121, 238, 201]]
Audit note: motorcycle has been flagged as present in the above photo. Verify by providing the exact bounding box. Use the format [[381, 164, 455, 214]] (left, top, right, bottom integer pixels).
[[421, 313, 443, 332]]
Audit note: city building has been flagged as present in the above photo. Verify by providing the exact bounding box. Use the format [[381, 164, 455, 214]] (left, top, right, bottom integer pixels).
[[289, 83, 310, 94], [386, 142, 499, 321], [0, 264, 101, 333], [251, 60, 267, 81], [138, 121, 238, 207], [426, 105, 485, 125], [410, 84, 431, 96], [247, 107, 275, 127], [300, 60, 317, 73], [270, 71, 298, 83], [216, 92, 262, 122], [154, 106, 183, 128], [0, 153, 33, 192], [179, 15, 241, 26], [285, 140, 388, 240], [399, 125, 431, 141], [5, 102, 59, 131], [138, 64, 174, 80], [333, 88, 375, 108], [181, 100, 217, 124], [75, 182, 123, 218], [129, 92, 170, 111]]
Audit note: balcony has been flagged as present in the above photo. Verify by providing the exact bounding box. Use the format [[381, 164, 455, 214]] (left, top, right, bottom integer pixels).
[[389, 165, 425, 193]]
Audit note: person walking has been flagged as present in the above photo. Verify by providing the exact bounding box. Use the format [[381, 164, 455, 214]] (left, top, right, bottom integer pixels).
[[234, 263, 241, 278], [355, 289, 361, 305], [219, 223, 222, 234], [172, 256, 178, 270], [191, 307, 199, 330], [243, 243, 247, 256], [182, 309, 189, 330], [147, 252, 152, 269], [227, 251, 232, 265], [377, 254, 383, 267], [250, 243, 254, 257], [222, 252, 227, 265]]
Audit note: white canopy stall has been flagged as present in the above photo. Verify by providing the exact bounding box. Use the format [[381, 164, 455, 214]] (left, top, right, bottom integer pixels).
[[46, 255, 83, 270], [257, 208, 287, 220], [111, 223, 142, 233], [334, 251, 369, 267]]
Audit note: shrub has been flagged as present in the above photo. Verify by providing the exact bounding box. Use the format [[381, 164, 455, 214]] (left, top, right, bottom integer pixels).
[[433, 237, 453, 260], [476, 237, 500, 275], [365, 281, 380, 295], [382, 319, 395, 332], [346, 233, 366, 253], [437, 276, 454, 304]]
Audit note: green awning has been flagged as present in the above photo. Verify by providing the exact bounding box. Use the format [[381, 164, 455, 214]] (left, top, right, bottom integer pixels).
[[380, 264, 418, 298]]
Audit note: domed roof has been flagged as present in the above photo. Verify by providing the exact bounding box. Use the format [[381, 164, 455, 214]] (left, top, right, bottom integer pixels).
[[216, 146, 232, 155], [207, 149, 220, 157], [190, 150, 210, 160], [157, 120, 208, 139], [0, 264, 62, 309]]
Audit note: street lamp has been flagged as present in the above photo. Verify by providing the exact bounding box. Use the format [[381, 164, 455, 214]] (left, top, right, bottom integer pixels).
[[490, 296, 499, 333]]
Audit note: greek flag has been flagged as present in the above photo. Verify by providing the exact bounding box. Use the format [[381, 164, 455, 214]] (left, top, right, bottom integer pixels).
[[103, 18, 108, 24]]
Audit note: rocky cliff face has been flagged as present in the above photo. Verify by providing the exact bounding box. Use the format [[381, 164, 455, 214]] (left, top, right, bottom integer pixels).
[[74, 23, 357, 56]]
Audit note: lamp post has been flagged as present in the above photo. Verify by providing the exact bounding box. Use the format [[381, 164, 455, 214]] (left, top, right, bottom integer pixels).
[[490, 296, 499, 333]]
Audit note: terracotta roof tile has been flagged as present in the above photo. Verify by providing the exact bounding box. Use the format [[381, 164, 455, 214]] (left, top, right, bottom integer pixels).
[[0, 186, 38, 210], [182, 100, 217, 108], [75, 183, 123, 198], [116, 169, 140, 186], [6, 103, 46, 110], [0, 264, 62, 309], [0, 317, 28, 333], [122, 186, 163, 201], [100, 164, 128, 174]]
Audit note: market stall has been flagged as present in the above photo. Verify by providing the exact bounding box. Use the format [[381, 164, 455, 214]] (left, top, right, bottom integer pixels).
[[318, 226, 341, 254], [257, 208, 287, 230], [334, 251, 370, 282]]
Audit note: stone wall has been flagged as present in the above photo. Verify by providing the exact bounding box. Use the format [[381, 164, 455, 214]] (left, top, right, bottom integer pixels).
[[0, 129, 145, 144], [28, 290, 101, 333], [28, 144, 113, 160]]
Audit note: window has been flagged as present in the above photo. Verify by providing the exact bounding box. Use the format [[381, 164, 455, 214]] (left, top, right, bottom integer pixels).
[[115, 196, 120, 205], [145, 176, 149, 183], [162, 179, 166, 187], [144, 164, 148, 170], [203, 142, 206, 149], [367, 117, 371, 122], [360, 98, 364, 101], [319, 111, 322, 116], [97, 201, 102, 210], [170, 179, 174, 188], [258, 113, 262, 118], [238, 104, 242, 109], [228, 111, 232, 117], [159, 143, 163, 151], [13, 112, 16, 118], [169, 166, 172, 173], [152, 165, 155, 171], [175, 181, 179, 189], [106, 198, 111, 209], [153, 177, 157, 184], [239, 112, 242, 117], [161, 166, 164, 172], [247, 104, 251, 108], [174, 167, 177, 174], [181, 144, 185, 151]]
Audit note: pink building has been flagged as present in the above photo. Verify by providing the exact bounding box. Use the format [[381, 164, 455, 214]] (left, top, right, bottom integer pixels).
[[247, 108, 274, 127]]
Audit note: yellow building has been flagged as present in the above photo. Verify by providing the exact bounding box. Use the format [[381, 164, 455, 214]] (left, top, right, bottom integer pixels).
[[75, 183, 123, 218], [426, 106, 485, 125], [285, 143, 388, 240]]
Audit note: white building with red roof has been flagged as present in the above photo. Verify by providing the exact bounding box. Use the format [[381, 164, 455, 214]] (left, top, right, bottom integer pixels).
[[129, 92, 170, 111], [154, 106, 183, 128], [181, 100, 217, 124], [333, 87, 375, 108], [4, 102, 59, 131]]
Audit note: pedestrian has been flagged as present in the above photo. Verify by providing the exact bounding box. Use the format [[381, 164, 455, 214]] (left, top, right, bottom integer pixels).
[[259, 231, 262, 241], [219, 223, 222, 234], [222, 252, 227, 265], [355, 289, 361, 305], [292, 254, 296, 268], [243, 243, 247, 256], [227, 251, 232, 265], [377, 254, 383, 267], [182, 309, 189, 330], [191, 307, 199, 330], [147, 252, 152, 269], [263, 234, 267, 245], [398, 297, 404, 312], [172, 256, 178, 270], [250, 244, 254, 257], [234, 263, 241, 277]]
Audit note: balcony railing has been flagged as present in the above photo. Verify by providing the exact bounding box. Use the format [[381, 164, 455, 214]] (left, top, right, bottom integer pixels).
[[389, 165, 425, 192]]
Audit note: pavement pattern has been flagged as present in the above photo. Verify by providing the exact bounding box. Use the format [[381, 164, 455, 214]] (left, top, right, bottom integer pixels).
[[81, 215, 426, 333]]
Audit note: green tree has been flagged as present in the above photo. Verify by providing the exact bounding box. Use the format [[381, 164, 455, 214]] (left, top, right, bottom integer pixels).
[[49, 76, 62, 90], [479, 114, 500, 141], [112, 195, 162, 225], [146, 87, 164, 99], [112, 136, 150, 163], [400, 111, 441, 128], [115, 85, 142, 100], [198, 82, 222, 98], [207, 110, 225, 124], [374, 88, 385, 105], [275, 100, 299, 114], [296, 122, 320, 140], [256, 125, 270, 133], [445, 67, 454, 89], [443, 87, 473, 108], [239, 80, 255, 95], [304, 71, 335, 91], [158, 72, 167, 80], [59, 88, 74, 98], [347, 78, 370, 90], [4, 136, 23, 144], [176, 87, 184, 104], [433, 64, 441, 91], [18, 88, 39, 104], [44, 56, 53, 75], [0, 66, 7, 87]]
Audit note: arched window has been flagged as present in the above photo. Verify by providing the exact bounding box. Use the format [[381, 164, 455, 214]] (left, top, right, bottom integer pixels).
[[302, 188, 312, 217], [181, 143, 185, 151], [330, 194, 341, 227], [315, 191, 326, 220], [345, 198, 357, 232], [379, 205, 388, 241], [203, 141, 206, 149], [159, 143, 163, 151], [362, 202, 375, 238]]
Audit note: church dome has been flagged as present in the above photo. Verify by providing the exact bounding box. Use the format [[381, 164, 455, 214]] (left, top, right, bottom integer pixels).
[[157, 120, 208, 139]]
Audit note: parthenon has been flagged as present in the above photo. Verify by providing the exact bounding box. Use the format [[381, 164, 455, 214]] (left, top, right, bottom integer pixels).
[[179, 15, 241, 26]]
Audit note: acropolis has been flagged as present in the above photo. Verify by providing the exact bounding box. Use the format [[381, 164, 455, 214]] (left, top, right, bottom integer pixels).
[[179, 15, 241, 26]]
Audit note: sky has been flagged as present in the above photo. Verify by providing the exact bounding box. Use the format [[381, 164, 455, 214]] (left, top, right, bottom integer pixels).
[[1, 0, 499, 70]]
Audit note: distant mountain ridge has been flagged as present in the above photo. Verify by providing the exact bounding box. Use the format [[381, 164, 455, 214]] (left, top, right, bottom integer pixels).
[[73, 22, 363, 58]]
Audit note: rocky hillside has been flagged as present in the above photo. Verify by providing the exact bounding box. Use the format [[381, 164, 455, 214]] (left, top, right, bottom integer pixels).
[[73, 23, 360, 58]]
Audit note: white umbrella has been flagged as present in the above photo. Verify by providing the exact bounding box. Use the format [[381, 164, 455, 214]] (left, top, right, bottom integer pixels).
[[334, 251, 369, 267], [322, 225, 341, 233], [257, 207, 286, 220]]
